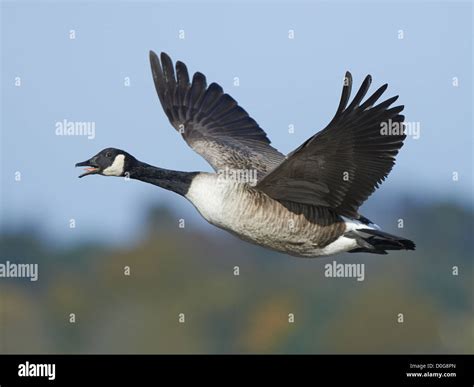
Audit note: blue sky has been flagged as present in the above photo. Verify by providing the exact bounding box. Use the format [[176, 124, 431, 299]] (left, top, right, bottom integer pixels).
[[1, 1, 472, 244]]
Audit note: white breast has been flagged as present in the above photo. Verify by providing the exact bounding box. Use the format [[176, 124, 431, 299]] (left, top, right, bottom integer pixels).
[[185, 173, 237, 227]]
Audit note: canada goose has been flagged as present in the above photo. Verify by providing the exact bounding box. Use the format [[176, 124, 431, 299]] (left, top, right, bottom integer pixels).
[[76, 51, 415, 257]]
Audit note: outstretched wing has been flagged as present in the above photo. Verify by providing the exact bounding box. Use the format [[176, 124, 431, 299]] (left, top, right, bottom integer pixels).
[[256, 72, 406, 218], [149, 51, 284, 177]]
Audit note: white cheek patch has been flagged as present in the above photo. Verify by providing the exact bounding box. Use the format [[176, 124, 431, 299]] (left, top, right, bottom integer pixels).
[[103, 154, 125, 176]]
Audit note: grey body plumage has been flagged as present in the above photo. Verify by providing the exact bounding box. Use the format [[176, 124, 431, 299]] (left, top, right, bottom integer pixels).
[[76, 51, 415, 257]]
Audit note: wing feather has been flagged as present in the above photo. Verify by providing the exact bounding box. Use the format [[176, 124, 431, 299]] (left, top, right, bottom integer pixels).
[[149, 51, 284, 176], [256, 73, 407, 218]]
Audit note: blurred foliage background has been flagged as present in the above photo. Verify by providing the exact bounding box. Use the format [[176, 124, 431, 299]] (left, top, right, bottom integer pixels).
[[0, 200, 472, 354]]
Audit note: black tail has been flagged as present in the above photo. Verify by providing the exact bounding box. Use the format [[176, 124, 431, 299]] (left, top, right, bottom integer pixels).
[[347, 228, 415, 255]]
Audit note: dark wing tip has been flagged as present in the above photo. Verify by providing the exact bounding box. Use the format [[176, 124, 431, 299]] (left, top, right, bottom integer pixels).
[[193, 71, 207, 83], [149, 50, 160, 68], [390, 104, 404, 114], [160, 51, 171, 62], [160, 52, 173, 70], [344, 72, 353, 89], [208, 82, 224, 94], [346, 74, 373, 110], [360, 83, 390, 110], [334, 71, 353, 115]]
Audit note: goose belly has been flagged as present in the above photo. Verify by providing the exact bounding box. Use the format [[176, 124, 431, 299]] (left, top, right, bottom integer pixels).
[[185, 175, 354, 257], [220, 202, 355, 258]]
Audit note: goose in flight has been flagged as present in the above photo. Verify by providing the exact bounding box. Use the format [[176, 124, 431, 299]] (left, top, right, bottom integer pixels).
[[76, 51, 415, 257]]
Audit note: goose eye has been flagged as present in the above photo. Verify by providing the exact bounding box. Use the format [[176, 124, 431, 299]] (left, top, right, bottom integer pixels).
[[106, 152, 111, 158]]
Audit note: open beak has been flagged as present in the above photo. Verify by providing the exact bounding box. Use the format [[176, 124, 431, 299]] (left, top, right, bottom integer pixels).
[[75, 158, 100, 178]]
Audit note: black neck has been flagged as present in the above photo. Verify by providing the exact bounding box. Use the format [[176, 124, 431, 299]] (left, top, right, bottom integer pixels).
[[128, 161, 198, 196]]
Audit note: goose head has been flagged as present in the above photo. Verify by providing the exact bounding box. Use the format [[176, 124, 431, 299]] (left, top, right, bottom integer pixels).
[[76, 148, 135, 178]]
